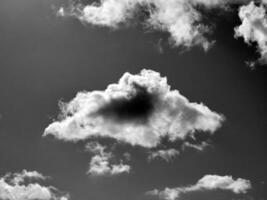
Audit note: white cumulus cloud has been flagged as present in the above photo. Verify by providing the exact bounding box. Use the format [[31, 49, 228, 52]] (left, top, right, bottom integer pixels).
[[3, 170, 47, 185], [0, 170, 69, 200], [235, 1, 267, 64], [86, 142, 130, 176], [44, 69, 224, 149], [147, 174, 251, 200]]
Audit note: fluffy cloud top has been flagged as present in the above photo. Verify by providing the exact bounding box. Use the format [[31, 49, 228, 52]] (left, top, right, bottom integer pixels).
[[0, 170, 69, 200], [148, 174, 251, 200], [3, 170, 47, 185], [235, 1, 267, 64], [44, 69, 224, 149], [85, 142, 130, 176]]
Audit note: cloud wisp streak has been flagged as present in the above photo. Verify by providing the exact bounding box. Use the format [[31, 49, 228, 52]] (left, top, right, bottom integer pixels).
[[148, 149, 180, 162], [147, 174, 252, 200]]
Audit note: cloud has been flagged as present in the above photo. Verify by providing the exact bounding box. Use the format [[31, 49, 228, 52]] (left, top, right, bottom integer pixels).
[[148, 149, 180, 162], [235, 1, 267, 64], [147, 174, 252, 200], [44, 69, 224, 149], [191, 0, 250, 7], [182, 141, 210, 151], [57, 0, 229, 50], [148, 141, 211, 162], [88, 155, 131, 176], [0, 170, 69, 200], [86, 142, 130, 176], [56, 0, 267, 65], [3, 170, 47, 185], [190, 0, 226, 7]]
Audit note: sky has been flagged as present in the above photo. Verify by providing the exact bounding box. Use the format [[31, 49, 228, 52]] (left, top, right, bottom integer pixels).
[[0, 0, 266, 200]]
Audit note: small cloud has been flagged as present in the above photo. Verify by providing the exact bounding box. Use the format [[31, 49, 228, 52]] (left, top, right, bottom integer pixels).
[[190, 175, 252, 194], [56, 7, 65, 17], [235, 1, 267, 64], [86, 142, 130, 176], [0, 170, 69, 200], [147, 174, 252, 200], [3, 169, 47, 185], [148, 149, 180, 162], [88, 154, 130, 176], [182, 141, 210, 151]]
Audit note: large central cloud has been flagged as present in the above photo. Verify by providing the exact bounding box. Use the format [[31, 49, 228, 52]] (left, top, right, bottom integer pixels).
[[44, 69, 224, 148]]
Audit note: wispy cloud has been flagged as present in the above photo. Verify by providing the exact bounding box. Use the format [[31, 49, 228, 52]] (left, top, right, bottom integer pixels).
[[147, 174, 252, 200], [182, 141, 210, 151], [148, 149, 180, 162]]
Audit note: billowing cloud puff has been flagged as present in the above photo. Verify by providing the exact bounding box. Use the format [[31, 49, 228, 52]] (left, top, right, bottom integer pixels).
[[57, 0, 224, 50], [0, 170, 69, 200], [190, 175, 252, 193], [85, 142, 130, 176], [147, 175, 251, 200], [3, 170, 47, 185], [235, 1, 267, 64], [44, 69, 224, 149], [88, 155, 130, 176]]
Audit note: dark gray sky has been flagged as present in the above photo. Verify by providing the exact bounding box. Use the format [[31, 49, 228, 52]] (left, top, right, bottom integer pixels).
[[0, 0, 266, 200]]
